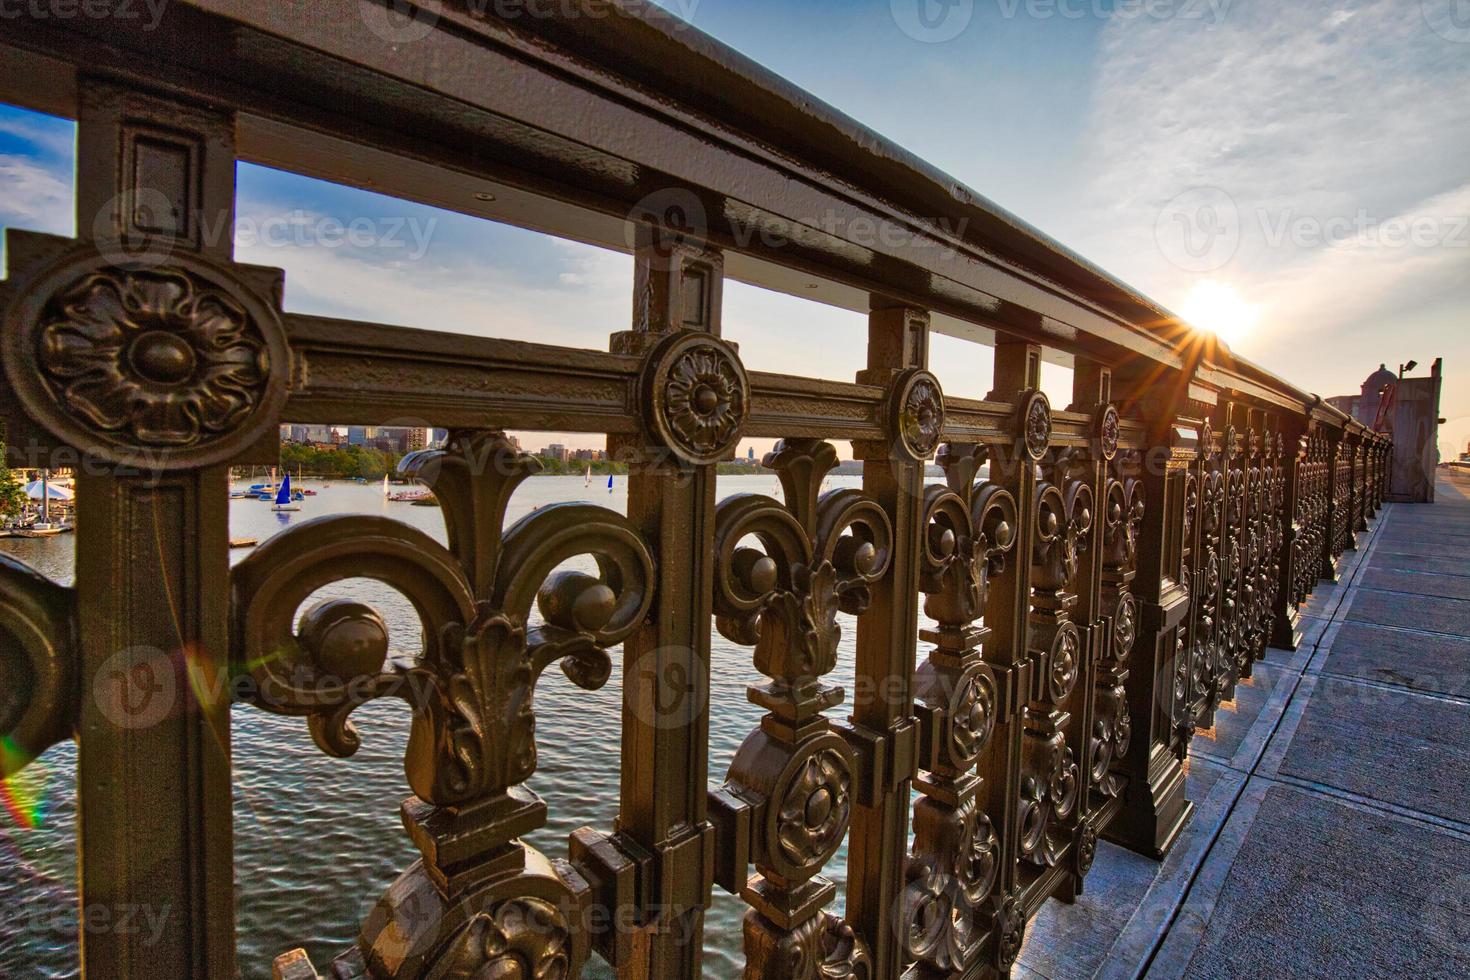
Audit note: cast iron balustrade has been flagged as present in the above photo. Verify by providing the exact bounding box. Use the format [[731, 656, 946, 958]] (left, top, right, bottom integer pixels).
[[0, 4, 1390, 978]]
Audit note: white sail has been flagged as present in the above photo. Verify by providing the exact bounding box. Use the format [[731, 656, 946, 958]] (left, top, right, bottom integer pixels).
[[585, 464, 592, 487], [382, 474, 390, 497]]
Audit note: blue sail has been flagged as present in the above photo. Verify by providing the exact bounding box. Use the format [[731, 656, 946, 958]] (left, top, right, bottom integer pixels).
[[275, 474, 292, 506], [607, 474, 614, 494]]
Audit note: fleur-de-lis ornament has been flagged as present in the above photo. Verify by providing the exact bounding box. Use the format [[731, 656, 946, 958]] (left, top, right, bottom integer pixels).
[[232, 431, 653, 977], [708, 439, 890, 979], [902, 442, 1019, 975]]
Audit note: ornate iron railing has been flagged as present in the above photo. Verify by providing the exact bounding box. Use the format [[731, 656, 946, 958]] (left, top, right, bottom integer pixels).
[[0, 4, 1391, 978]]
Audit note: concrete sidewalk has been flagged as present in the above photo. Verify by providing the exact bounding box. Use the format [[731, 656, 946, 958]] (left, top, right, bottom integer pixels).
[[1018, 470, 1470, 979]]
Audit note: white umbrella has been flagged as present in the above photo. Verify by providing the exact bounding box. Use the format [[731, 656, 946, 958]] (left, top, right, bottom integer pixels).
[[23, 481, 74, 501]]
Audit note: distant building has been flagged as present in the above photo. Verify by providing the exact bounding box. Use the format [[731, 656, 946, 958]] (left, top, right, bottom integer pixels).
[[747, 446, 755, 461], [1329, 359, 1443, 503], [1329, 364, 1399, 426], [543, 444, 570, 463]]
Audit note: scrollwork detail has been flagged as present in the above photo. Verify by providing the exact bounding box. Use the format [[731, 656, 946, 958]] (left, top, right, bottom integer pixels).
[[0, 555, 78, 778], [231, 430, 652, 978], [712, 438, 885, 976]]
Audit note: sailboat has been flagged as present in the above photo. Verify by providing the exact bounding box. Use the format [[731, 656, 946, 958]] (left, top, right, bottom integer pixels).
[[382, 474, 391, 498], [585, 463, 592, 487], [607, 473, 614, 495], [272, 474, 301, 512]]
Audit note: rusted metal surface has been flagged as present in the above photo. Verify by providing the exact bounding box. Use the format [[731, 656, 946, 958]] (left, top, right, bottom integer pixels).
[[0, 4, 1391, 978]]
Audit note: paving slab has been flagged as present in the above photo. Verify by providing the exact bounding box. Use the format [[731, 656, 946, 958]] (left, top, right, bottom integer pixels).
[[1272, 672, 1470, 826], [1357, 567, 1470, 599], [1345, 588, 1470, 635], [1297, 615, 1330, 650], [1370, 537, 1470, 560], [1379, 525, 1470, 540], [1149, 782, 1470, 979], [1299, 584, 1346, 618], [1359, 550, 1470, 576], [1314, 621, 1470, 697]]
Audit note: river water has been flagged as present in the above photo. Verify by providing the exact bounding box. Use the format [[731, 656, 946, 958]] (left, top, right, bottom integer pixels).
[[0, 474, 876, 978]]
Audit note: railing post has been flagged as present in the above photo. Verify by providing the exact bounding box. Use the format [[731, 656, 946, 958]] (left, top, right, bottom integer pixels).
[[1070, 359, 1131, 896], [605, 227, 725, 978], [1343, 429, 1360, 550], [844, 302, 927, 980], [60, 79, 258, 977], [1103, 382, 1196, 857], [1321, 425, 1343, 583], [981, 337, 1045, 969], [1354, 434, 1369, 533], [1378, 439, 1388, 511], [1272, 411, 1308, 650], [1364, 441, 1378, 521], [1188, 409, 1223, 728]]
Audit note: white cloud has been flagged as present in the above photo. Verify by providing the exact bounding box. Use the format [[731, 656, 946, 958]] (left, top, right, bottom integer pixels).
[[0, 154, 72, 234], [1071, 0, 1469, 453], [0, 113, 74, 159], [234, 215, 631, 353]]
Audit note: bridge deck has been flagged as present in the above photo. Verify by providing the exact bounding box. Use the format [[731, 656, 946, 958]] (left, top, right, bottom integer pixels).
[[1019, 470, 1470, 979]]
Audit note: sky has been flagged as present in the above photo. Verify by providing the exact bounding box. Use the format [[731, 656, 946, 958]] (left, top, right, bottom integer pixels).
[[0, 0, 1465, 458]]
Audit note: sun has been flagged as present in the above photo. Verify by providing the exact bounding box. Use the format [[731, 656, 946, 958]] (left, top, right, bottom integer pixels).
[[1179, 280, 1260, 347]]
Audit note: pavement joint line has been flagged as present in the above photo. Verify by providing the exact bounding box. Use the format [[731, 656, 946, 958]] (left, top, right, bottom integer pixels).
[[1316, 617, 1470, 639], [1352, 564, 1470, 578], [1333, 613, 1470, 642], [1303, 668, 1470, 708], [1264, 771, 1470, 841]]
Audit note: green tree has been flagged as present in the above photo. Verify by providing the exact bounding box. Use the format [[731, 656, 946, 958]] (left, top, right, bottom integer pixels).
[[0, 437, 25, 517]]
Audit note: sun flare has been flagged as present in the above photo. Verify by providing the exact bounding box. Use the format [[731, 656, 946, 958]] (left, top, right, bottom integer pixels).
[[1179, 280, 1260, 347]]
